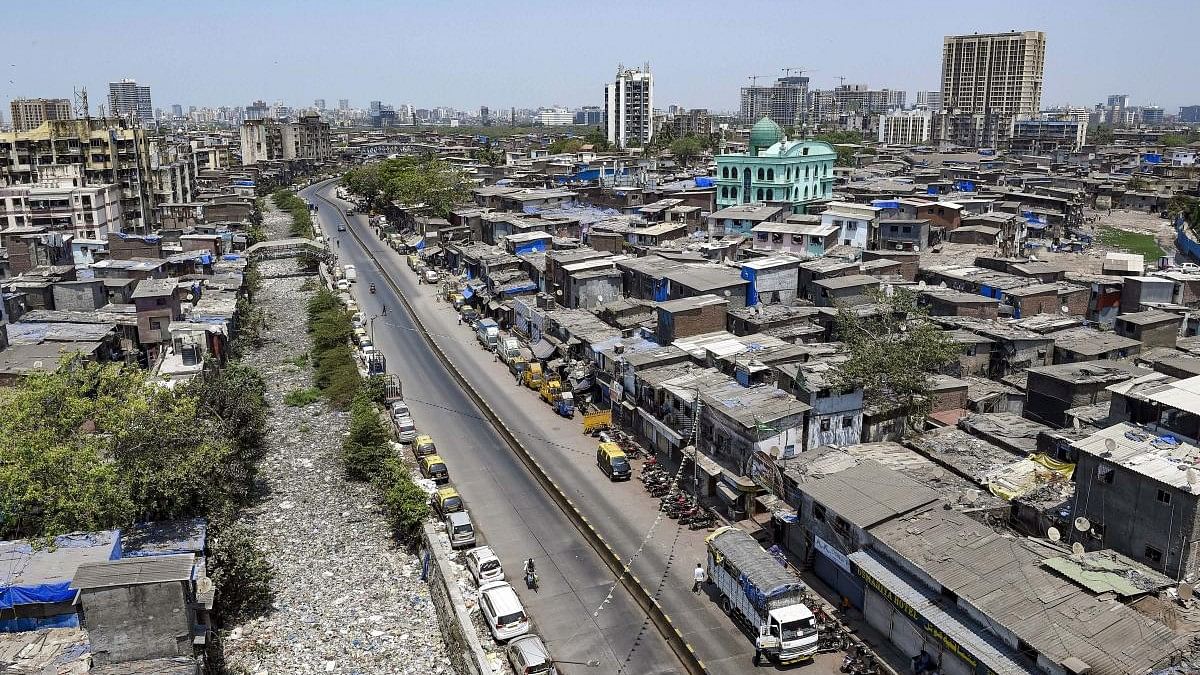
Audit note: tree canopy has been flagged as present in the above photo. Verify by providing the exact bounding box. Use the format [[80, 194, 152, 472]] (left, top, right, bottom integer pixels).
[[341, 156, 470, 217], [669, 136, 705, 167], [0, 358, 268, 540], [829, 289, 960, 423]]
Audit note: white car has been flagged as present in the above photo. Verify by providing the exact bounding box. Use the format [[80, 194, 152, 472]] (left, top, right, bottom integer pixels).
[[465, 546, 505, 585], [336, 279, 350, 291], [390, 401, 411, 422], [479, 581, 529, 642], [395, 418, 417, 443]]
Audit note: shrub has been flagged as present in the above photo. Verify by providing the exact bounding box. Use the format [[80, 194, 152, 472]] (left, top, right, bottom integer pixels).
[[342, 394, 390, 480], [284, 387, 321, 407], [377, 458, 430, 544], [208, 523, 274, 622]]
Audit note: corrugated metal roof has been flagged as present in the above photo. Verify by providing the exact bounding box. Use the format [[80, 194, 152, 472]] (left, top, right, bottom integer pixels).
[[869, 506, 1191, 674], [71, 553, 195, 590], [796, 461, 939, 529]]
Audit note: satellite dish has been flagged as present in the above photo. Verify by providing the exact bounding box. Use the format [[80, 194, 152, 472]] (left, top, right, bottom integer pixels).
[[1104, 438, 1117, 453], [939, 281, 947, 289], [913, 245, 920, 253], [186, 293, 195, 301], [918, 280, 927, 289], [1180, 583, 1195, 601], [1072, 542, 1085, 555], [1074, 516, 1091, 532], [1061, 305, 1070, 314], [1046, 527, 1061, 542]]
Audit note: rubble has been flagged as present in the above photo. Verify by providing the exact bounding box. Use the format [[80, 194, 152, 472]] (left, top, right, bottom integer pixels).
[[222, 202, 449, 674]]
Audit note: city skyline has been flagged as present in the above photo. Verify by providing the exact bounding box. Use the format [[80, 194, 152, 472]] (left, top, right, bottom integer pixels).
[[5, 0, 1199, 116]]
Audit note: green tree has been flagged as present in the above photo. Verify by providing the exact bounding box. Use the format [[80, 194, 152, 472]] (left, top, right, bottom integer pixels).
[[548, 138, 584, 154], [377, 457, 430, 543], [669, 136, 704, 167], [208, 523, 275, 621], [342, 393, 391, 480], [582, 126, 611, 152], [342, 157, 470, 218], [186, 362, 268, 464], [830, 289, 960, 428], [1089, 123, 1115, 145], [812, 131, 864, 167]]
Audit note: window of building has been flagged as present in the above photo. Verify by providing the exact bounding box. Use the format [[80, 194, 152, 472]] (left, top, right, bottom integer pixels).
[[756, 232, 768, 242], [805, 165, 810, 179], [902, 226, 912, 234], [842, 417, 853, 428], [1157, 489, 1172, 505], [786, 167, 792, 180], [757, 188, 764, 201], [804, 186, 809, 198], [1097, 466, 1115, 484], [767, 168, 774, 181], [812, 502, 826, 521], [792, 234, 804, 244], [720, 187, 727, 199], [802, 147, 809, 156], [767, 189, 774, 200], [730, 188, 737, 200], [771, 232, 783, 243], [757, 168, 765, 180], [1145, 545, 1163, 563], [721, 167, 728, 178], [820, 418, 830, 432]]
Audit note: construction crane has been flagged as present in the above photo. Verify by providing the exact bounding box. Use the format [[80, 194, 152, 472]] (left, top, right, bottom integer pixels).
[[780, 67, 812, 79], [747, 75, 769, 88]]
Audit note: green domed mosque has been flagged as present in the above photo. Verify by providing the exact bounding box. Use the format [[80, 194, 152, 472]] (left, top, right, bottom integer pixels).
[[714, 116, 836, 216]]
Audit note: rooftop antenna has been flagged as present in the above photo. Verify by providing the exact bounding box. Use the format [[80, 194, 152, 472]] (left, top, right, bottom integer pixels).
[[73, 86, 89, 119], [1071, 542, 1085, 555]]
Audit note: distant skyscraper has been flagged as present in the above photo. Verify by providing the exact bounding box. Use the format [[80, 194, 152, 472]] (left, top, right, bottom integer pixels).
[[338, 98, 350, 110], [941, 31, 1045, 116], [1181, 106, 1200, 124], [10, 98, 72, 131], [1107, 94, 1131, 109], [940, 30, 1045, 146], [480, 106, 490, 126], [605, 64, 653, 148], [171, 104, 183, 118], [245, 100, 269, 120], [314, 98, 326, 110], [1141, 106, 1165, 126], [740, 75, 808, 127], [915, 91, 943, 111], [369, 100, 382, 115], [108, 79, 153, 124]]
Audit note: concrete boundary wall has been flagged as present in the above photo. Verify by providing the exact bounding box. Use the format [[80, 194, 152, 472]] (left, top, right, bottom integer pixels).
[[421, 523, 490, 675]]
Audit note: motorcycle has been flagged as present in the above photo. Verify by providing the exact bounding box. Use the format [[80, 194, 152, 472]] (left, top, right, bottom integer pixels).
[[524, 570, 539, 591], [369, 283, 377, 294]]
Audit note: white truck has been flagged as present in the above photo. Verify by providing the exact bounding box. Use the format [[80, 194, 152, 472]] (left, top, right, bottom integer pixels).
[[705, 527, 819, 665], [343, 264, 357, 282], [475, 318, 499, 350]]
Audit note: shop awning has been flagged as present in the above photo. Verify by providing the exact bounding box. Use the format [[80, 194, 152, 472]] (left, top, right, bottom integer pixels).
[[637, 407, 684, 444], [716, 484, 741, 504], [531, 339, 556, 360]]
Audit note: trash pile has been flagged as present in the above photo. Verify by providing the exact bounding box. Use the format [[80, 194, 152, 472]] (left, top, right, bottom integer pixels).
[[222, 201, 450, 674]]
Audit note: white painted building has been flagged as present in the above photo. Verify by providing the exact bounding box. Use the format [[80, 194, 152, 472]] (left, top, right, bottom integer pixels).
[[878, 109, 933, 145], [820, 201, 881, 250], [536, 107, 573, 126], [605, 65, 653, 148], [0, 175, 123, 239]]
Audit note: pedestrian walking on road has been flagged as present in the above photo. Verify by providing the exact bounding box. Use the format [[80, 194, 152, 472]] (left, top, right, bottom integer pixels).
[[692, 563, 705, 593]]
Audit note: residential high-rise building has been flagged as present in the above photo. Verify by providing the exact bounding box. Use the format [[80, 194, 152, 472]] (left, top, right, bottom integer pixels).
[[480, 106, 490, 126], [170, 104, 184, 118], [10, 98, 72, 131], [740, 76, 809, 128], [915, 91, 943, 111], [338, 98, 350, 111], [314, 99, 326, 111], [244, 100, 269, 121], [878, 109, 933, 145], [808, 85, 905, 126], [940, 30, 1046, 146], [605, 64, 653, 148], [667, 109, 711, 138], [1106, 94, 1131, 109], [108, 79, 154, 124], [1181, 106, 1200, 124], [1141, 106, 1165, 126], [0, 118, 156, 231], [239, 114, 332, 165]]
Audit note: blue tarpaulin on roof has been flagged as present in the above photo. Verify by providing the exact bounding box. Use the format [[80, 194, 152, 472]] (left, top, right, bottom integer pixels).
[[222, 254, 242, 261], [200, 254, 213, 265], [415, 238, 426, 251], [0, 612, 79, 633], [462, 285, 475, 299], [1143, 153, 1162, 164], [927, 186, 939, 195], [499, 282, 538, 296], [1023, 211, 1048, 225], [694, 177, 714, 188], [872, 200, 900, 209], [0, 530, 121, 611], [513, 239, 547, 255], [954, 180, 976, 192]]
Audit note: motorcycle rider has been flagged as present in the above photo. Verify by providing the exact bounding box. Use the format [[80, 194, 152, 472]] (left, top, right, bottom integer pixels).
[[523, 558, 537, 588]]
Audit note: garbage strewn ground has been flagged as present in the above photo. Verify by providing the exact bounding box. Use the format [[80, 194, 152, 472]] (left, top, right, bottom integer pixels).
[[222, 202, 451, 674]]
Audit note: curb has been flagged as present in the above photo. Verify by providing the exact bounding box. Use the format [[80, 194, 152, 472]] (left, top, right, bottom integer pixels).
[[318, 183, 706, 675]]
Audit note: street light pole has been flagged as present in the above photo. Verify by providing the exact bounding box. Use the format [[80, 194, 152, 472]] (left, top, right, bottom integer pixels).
[[552, 660, 601, 668]]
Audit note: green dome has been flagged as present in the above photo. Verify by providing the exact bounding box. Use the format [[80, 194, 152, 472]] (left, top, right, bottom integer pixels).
[[749, 117, 784, 152]]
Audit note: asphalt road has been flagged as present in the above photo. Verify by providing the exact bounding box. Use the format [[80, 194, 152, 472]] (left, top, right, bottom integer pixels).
[[301, 182, 682, 675], [303, 180, 846, 675]]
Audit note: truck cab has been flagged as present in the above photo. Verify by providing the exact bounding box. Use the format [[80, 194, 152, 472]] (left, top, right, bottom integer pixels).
[[476, 319, 499, 350], [766, 604, 818, 663], [522, 362, 544, 390]]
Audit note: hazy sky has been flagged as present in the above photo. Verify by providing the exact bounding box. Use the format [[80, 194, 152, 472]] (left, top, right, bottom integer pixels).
[[7, 0, 1198, 115]]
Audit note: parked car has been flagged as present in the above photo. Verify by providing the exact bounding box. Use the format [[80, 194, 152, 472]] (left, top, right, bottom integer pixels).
[[412, 434, 437, 457], [337, 224, 346, 232], [336, 279, 350, 291], [465, 546, 504, 584], [390, 400, 411, 422], [479, 581, 530, 642], [431, 486, 463, 516], [420, 454, 449, 484], [445, 511, 476, 549], [424, 269, 440, 284], [507, 635, 557, 675], [394, 418, 417, 443]]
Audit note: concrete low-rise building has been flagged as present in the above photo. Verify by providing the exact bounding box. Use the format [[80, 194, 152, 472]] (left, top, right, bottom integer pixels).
[[820, 201, 881, 249], [714, 118, 836, 214], [0, 178, 123, 240]]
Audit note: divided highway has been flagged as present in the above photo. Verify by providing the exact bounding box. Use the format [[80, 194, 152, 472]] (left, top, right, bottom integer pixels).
[[301, 181, 683, 674]]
